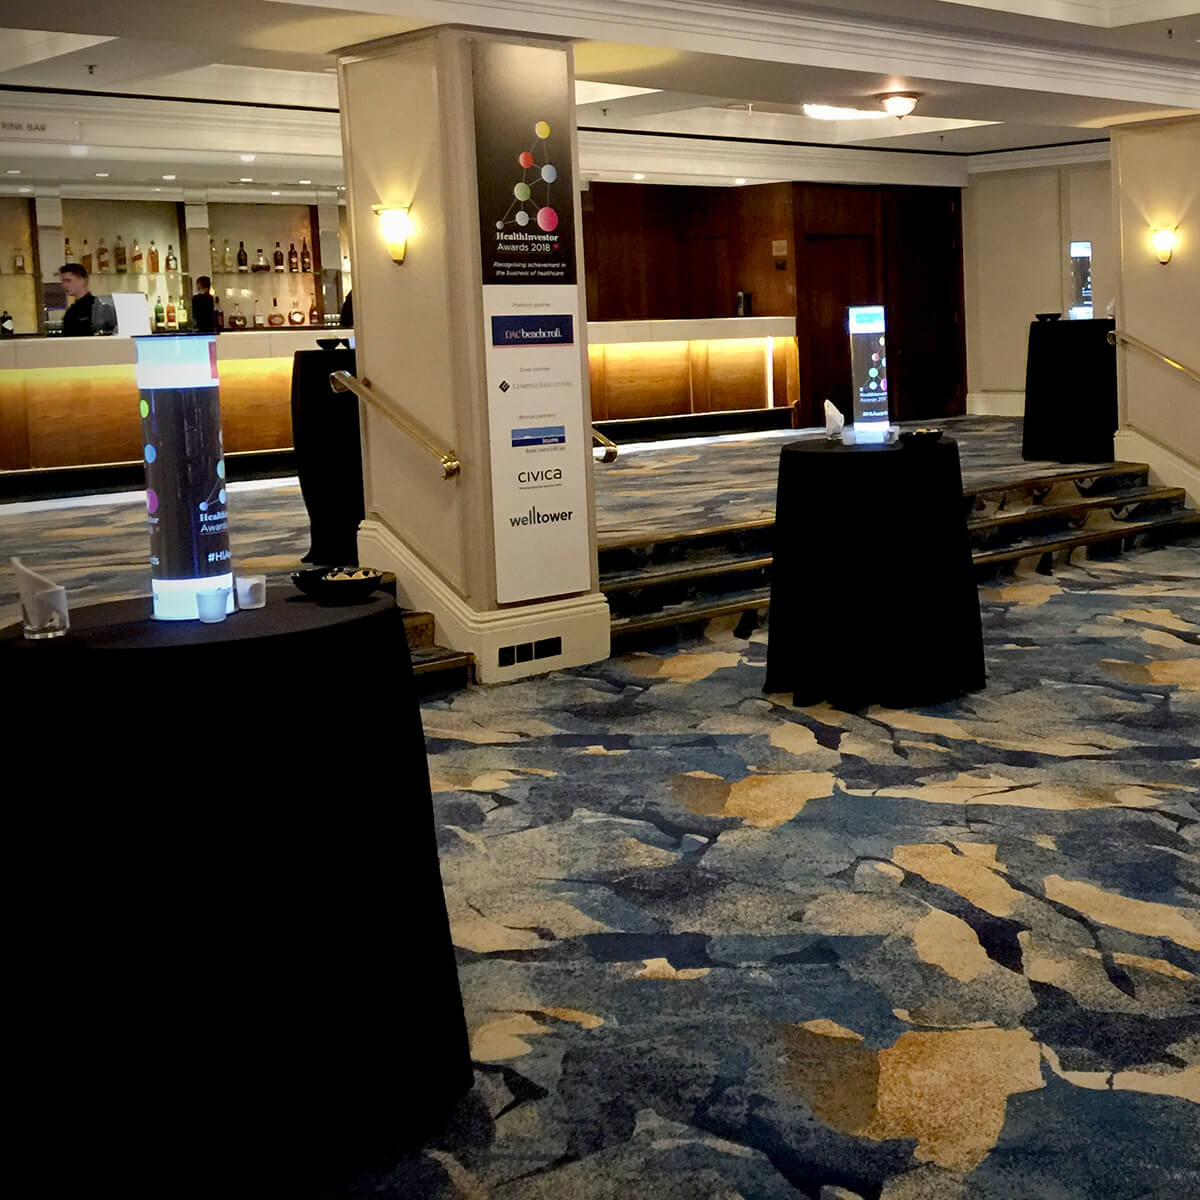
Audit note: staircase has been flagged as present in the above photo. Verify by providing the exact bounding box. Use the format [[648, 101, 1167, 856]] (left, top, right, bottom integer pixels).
[[400, 609, 475, 690], [600, 460, 1200, 637]]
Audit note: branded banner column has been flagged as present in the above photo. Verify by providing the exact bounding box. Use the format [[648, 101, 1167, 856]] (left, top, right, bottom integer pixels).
[[338, 28, 608, 682]]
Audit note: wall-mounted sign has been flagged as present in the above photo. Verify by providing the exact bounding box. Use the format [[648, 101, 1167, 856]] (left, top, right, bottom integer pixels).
[[473, 39, 591, 604], [0, 115, 77, 142]]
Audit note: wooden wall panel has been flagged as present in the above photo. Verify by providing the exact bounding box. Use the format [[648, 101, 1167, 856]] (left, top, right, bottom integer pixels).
[[882, 185, 967, 420], [704, 340, 770, 412], [0, 369, 31, 468], [591, 342, 692, 419], [584, 184, 680, 320], [218, 359, 297, 452], [728, 183, 797, 317]]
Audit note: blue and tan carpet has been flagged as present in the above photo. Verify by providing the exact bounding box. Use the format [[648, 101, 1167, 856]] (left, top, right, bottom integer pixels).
[[397, 544, 1200, 1200], [1, 420, 1197, 1197]]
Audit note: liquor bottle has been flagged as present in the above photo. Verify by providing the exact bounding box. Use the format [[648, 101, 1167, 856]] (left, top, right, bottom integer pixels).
[[165, 297, 177, 331], [0, 309, 14, 338], [97, 239, 111, 272], [154, 295, 165, 331], [273, 242, 284, 271], [148, 241, 160, 273], [64, 236, 74, 263], [176, 295, 188, 329], [132, 239, 144, 273], [287, 242, 299, 273], [308, 296, 320, 326], [80, 240, 92, 273], [165, 244, 178, 272], [300, 237, 312, 272], [115, 235, 128, 273], [252, 298, 265, 328], [223, 242, 234, 272], [267, 297, 285, 327], [287, 297, 305, 326], [228, 303, 247, 330], [12, 247, 25, 274], [254, 247, 268, 272], [237, 241, 248, 272]]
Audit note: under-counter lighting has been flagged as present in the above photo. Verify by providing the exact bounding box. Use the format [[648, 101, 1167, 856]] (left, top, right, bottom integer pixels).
[[1151, 227, 1179, 264], [373, 204, 413, 264]]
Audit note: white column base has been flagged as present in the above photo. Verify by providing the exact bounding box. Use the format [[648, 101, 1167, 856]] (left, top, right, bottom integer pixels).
[[1114, 427, 1200, 507], [966, 391, 1025, 417], [359, 518, 611, 684]]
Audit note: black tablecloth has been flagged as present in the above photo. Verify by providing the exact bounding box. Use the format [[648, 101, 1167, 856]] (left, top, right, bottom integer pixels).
[[764, 438, 985, 708], [4, 595, 472, 1197], [291, 347, 364, 565], [1022, 318, 1117, 462]]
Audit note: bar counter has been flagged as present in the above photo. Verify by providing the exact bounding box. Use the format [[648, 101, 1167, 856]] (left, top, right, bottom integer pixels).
[[0, 329, 353, 471]]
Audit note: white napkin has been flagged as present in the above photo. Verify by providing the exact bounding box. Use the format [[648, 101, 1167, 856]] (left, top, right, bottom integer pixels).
[[11, 557, 69, 634], [823, 400, 845, 439]]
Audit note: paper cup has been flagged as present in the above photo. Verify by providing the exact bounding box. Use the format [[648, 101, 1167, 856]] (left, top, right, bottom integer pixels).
[[196, 587, 231, 623]]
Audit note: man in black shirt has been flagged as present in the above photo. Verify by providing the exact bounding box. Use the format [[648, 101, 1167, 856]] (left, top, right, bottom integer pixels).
[[60, 264, 116, 337], [192, 276, 218, 333]]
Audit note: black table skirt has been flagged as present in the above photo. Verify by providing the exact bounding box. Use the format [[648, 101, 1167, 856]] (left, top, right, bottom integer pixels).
[[1022, 318, 1117, 462], [4, 596, 472, 1197], [291, 347, 364, 565], [764, 438, 985, 708]]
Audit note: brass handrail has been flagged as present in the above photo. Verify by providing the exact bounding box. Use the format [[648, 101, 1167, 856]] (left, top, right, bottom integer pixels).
[[592, 427, 619, 463], [1108, 330, 1200, 389], [329, 370, 460, 479]]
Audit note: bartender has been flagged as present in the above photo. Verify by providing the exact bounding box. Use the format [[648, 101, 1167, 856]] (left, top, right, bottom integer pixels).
[[60, 264, 116, 337], [192, 276, 218, 333]]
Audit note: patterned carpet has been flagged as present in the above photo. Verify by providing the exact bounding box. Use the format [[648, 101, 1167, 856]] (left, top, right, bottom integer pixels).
[[389, 544, 1199, 1200]]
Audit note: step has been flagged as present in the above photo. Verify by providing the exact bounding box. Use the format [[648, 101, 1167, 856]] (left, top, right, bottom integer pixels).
[[610, 586, 772, 637], [601, 548, 774, 593], [972, 509, 1200, 567], [410, 643, 475, 680], [964, 461, 1149, 504], [401, 609, 436, 649], [967, 484, 1186, 533]]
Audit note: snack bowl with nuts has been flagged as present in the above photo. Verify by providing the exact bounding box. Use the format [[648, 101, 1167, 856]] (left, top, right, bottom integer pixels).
[[291, 565, 385, 604]]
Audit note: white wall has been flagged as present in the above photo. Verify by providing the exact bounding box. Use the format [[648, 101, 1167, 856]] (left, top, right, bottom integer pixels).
[[1112, 116, 1200, 499], [963, 160, 1114, 415]]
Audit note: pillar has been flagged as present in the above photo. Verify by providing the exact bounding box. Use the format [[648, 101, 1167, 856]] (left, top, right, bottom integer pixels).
[[337, 27, 609, 682]]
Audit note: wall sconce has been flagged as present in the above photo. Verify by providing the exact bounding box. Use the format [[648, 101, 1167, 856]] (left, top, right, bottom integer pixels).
[[1150, 226, 1178, 265], [373, 204, 413, 264], [878, 92, 920, 118]]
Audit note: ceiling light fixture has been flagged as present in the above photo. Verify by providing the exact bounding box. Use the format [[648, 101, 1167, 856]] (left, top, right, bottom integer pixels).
[[632, 173, 646, 180], [5, 169, 20, 175], [878, 92, 920, 118], [803, 103, 890, 121], [18, 186, 31, 193], [95, 172, 109, 178], [69, 144, 89, 156], [299, 179, 312, 184], [240, 177, 253, 183], [735, 178, 747, 186], [271, 191, 280, 196], [240, 154, 256, 163], [162, 174, 176, 181]]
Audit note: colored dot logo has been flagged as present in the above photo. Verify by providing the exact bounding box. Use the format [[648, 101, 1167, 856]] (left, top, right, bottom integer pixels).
[[219, 488, 226, 504], [495, 119, 561, 239], [138, 399, 150, 419], [216, 459, 225, 479], [144, 444, 157, 464], [146, 488, 159, 515]]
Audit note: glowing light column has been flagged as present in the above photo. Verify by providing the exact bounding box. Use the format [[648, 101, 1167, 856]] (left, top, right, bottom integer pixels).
[[135, 334, 233, 620]]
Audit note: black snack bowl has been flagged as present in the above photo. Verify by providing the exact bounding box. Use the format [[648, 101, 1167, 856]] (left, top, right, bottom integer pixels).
[[291, 566, 385, 604], [899, 427, 944, 447], [316, 337, 346, 350]]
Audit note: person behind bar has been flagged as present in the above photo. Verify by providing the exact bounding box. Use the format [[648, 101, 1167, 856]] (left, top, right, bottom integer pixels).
[[192, 276, 218, 334], [60, 263, 116, 337]]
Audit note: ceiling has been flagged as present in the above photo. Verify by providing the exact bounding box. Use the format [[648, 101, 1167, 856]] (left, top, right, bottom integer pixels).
[[0, 0, 1196, 193]]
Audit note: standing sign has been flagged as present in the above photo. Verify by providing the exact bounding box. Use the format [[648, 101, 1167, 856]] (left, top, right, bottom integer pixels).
[[472, 40, 591, 604], [847, 305, 889, 441]]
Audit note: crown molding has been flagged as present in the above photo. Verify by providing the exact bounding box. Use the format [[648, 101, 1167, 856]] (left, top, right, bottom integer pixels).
[[293, 0, 1200, 107], [578, 129, 968, 187], [966, 140, 1111, 172]]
